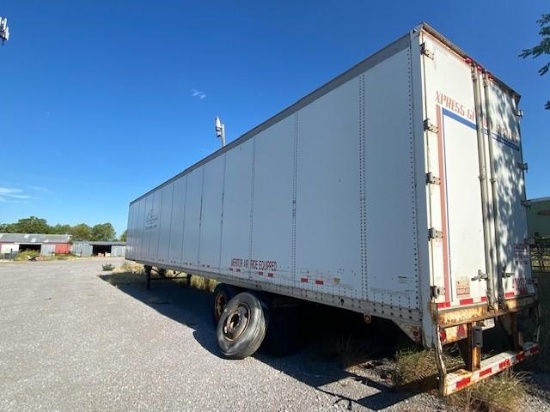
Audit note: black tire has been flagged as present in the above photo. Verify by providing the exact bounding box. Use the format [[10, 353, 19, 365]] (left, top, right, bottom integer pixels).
[[216, 292, 267, 359], [212, 283, 239, 327]]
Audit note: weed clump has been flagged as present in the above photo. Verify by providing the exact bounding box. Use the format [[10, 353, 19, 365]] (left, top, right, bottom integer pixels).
[[14, 250, 40, 261], [448, 370, 527, 412]]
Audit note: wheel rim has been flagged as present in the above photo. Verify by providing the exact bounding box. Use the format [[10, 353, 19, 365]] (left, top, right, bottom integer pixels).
[[223, 303, 251, 341], [214, 293, 227, 320]]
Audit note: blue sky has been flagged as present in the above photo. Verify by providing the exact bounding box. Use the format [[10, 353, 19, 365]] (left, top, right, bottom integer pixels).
[[0, 1, 548, 238]]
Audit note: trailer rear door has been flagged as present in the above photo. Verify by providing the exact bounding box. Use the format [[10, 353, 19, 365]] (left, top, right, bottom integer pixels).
[[480, 77, 535, 299], [421, 33, 491, 309]]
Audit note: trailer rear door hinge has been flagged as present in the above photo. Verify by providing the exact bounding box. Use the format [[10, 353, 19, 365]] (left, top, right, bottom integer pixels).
[[521, 200, 531, 207], [431, 285, 445, 299], [517, 162, 528, 171], [423, 119, 438, 133], [428, 228, 443, 240], [420, 42, 434, 60], [426, 172, 441, 185], [471, 270, 488, 281]]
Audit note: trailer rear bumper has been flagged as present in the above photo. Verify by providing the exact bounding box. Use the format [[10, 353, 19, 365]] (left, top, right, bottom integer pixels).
[[442, 341, 539, 396]]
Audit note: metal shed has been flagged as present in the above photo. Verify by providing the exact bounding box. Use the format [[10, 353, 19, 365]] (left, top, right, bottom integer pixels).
[[0, 233, 72, 258], [527, 197, 550, 237], [71, 241, 126, 257]]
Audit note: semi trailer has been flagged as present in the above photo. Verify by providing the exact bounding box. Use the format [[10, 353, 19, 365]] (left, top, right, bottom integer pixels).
[[126, 23, 540, 395]]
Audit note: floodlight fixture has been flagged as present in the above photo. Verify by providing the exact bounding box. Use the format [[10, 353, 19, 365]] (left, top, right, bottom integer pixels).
[[215, 116, 226, 147], [0, 17, 9, 44]]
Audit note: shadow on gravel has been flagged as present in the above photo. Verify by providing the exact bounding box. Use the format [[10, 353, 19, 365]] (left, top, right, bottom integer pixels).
[[99, 272, 423, 411]]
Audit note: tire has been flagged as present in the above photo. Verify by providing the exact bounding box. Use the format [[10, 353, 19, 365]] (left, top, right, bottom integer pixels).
[[216, 292, 267, 359], [212, 283, 239, 327]]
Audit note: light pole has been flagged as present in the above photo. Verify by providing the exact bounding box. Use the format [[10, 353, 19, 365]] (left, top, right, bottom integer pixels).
[[0, 17, 9, 44], [215, 116, 226, 148]]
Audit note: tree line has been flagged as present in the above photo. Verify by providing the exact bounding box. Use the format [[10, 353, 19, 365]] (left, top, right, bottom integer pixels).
[[0, 216, 127, 242]]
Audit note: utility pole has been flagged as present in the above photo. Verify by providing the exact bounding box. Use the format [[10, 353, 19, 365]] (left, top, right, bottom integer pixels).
[[215, 116, 226, 148], [0, 17, 9, 44]]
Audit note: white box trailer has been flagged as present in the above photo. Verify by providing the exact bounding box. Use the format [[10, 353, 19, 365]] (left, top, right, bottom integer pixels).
[[126, 23, 540, 395]]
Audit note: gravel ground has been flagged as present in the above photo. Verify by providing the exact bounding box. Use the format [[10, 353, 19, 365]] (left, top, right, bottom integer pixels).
[[0, 258, 548, 412]]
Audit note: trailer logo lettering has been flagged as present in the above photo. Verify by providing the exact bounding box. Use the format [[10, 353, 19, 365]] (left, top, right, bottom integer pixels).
[[436, 91, 520, 148], [436, 91, 475, 121], [145, 209, 158, 231], [230, 257, 277, 271], [513, 276, 532, 294]]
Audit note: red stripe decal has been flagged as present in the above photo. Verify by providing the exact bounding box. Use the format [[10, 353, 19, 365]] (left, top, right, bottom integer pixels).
[[257, 271, 264, 276], [499, 360, 510, 370], [268, 273, 274, 278], [437, 302, 451, 309], [456, 377, 471, 390], [480, 296, 487, 302], [436, 107, 451, 304], [504, 292, 515, 298], [516, 353, 525, 362], [300, 278, 309, 283], [480, 368, 492, 377], [315, 280, 324, 285], [459, 298, 474, 305]]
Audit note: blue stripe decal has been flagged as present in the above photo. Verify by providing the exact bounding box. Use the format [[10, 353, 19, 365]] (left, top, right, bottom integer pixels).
[[442, 108, 476, 130], [441, 108, 520, 151]]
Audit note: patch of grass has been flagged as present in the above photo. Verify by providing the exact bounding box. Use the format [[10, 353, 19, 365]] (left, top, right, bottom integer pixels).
[[395, 347, 528, 411], [106, 262, 145, 287], [14, 250, 40, 261], [102, 263, 115, 271], [106, 272, 143, 287], [113, 261, 144, 275], [105, 263, 218, 291], [393, 347, 440, 390], [189, 275, 217, 292], [448, 370, 528, 412]]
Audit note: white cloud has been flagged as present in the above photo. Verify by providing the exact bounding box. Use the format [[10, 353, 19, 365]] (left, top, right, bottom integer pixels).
[[0, 187, 31, 202], [27, 185, 54, 195], [191, 88, 206, 100]]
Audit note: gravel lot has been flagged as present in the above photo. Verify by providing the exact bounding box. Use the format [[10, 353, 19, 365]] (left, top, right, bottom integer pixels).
[[0, 258, 548, 412]]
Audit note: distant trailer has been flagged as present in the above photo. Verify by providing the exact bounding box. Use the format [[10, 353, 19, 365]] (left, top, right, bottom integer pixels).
[[126, 23, 539, 396]]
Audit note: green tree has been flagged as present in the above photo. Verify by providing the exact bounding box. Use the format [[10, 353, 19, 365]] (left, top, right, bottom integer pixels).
[[0, 223, 16, 233], [520, 13, 550, 109], [119, 229, 128, 242], [12, 216, 51, 233], [90, 223, 116, 241], [71, 224, 92, 241], [52, 224, 72, 235]]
